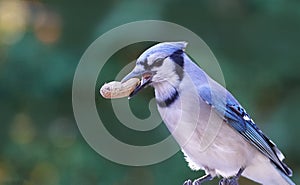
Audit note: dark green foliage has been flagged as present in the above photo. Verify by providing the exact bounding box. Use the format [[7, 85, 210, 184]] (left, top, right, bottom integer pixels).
[[0, 0, 299, 184]]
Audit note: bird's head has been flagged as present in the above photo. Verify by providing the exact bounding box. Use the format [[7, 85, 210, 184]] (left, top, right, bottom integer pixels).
[[122, 41, 188, 97]]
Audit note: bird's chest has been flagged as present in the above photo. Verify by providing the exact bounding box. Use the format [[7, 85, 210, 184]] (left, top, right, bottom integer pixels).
[[156, 90, 252, 176], [156, 89, 211, 147]]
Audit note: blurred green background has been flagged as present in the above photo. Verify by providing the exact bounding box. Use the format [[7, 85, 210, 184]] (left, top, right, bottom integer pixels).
[[0, 0, 299, 185]]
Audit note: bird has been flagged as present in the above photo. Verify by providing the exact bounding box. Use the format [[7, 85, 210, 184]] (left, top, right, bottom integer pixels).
[[121, 41, 294, 185]]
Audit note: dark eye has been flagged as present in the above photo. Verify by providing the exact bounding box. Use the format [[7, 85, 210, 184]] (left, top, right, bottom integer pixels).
[[151, 58, 164, 67]]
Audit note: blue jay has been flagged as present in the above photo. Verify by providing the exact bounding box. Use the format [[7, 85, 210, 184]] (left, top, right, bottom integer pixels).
[[121, 42, 294, 185]]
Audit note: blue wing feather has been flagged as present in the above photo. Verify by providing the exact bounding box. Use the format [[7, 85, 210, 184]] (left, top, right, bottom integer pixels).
[[198, 86, 292, 177]]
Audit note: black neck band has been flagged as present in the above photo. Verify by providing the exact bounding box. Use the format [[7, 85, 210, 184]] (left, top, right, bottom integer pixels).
[[157, 90, 179, 108]]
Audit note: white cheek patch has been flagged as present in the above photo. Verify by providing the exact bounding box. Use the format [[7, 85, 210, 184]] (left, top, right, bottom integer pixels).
[[152, 58, 179, 85], [155, 57, 173, 69], [153, 59, 174, 75]]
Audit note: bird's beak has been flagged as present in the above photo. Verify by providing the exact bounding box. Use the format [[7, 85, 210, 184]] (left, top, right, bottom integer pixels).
[[121, 69, 141, 83], [121, 69, 152, 98]]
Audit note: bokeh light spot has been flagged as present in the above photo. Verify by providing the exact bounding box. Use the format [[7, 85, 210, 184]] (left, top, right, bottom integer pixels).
[[27, 162, 59, 185], [0, 0, 29, 45], [10, 113, 36, 145], [0, 162, 11, 185], [34, 9, 62, 45]]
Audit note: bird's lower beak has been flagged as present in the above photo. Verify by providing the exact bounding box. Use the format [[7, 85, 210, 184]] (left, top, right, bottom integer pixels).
[[121, 70, 152, 98], [129, 75, 152, 97]]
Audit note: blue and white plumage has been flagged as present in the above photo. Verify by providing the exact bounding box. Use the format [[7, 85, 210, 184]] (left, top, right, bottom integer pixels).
[[122, 42, 294, 185]]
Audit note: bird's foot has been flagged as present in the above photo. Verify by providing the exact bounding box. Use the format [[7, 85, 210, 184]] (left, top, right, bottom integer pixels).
[[183, 179, 192, 185], [219, 177, 239, 185], [182, 179, 203, 185], [219, 167, 244, 185], [183, 174, 212, 185]]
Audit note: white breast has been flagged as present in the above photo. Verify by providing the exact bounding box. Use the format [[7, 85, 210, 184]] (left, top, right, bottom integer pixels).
[[156, 77, 257, 178]]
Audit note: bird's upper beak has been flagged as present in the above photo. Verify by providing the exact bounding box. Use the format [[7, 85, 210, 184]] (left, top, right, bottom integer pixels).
[[121, 68, 152, 98]]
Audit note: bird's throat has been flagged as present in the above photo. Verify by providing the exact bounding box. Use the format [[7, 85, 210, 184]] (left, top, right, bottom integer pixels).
[[154, 83, 179, 108]]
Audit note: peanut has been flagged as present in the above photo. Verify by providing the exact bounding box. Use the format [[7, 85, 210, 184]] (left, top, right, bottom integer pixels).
[[100, 78, 140, 99]]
